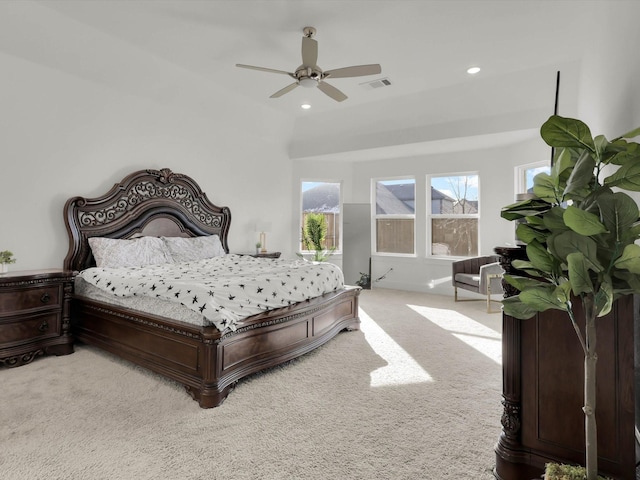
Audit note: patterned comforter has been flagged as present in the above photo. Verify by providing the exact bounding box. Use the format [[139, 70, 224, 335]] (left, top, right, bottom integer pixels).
[[78, 254, 344, 332]]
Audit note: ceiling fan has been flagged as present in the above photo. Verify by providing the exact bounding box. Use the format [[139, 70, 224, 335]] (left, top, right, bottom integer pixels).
[[236, 26, 382, 102]]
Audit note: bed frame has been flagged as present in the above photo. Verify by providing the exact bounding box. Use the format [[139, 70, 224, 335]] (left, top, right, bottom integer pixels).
[[63, 168, 360, 408]]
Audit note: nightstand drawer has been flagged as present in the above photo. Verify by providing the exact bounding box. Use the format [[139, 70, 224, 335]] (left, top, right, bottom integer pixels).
[[0, 311, 61, 346], [0, 284, 61, 315]]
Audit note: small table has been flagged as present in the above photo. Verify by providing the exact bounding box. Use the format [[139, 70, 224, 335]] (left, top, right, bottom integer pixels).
[[0, 269, 75, 367]]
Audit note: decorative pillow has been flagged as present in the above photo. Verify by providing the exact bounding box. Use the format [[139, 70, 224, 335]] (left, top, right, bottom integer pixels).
[[162, 235, 226, 263], [88, 236, 173, 268]]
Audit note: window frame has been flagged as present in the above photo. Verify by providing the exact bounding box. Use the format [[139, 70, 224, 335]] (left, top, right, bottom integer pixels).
[[300, 180, 343, 254], [427, 172, 480, 258], [516, 160, 551, 194], [372, 176, 416, 257]]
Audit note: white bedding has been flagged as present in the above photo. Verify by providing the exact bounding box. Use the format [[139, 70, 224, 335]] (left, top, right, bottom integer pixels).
[[77, 254, 344, 332]]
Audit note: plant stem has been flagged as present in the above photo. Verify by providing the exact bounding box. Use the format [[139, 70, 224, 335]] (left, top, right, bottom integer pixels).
[[567, 306, 587, 355], [583, 295, 598, 480]]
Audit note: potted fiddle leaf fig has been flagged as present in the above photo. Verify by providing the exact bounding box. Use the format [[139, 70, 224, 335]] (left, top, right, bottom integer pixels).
[[500, 115, 640, 480]]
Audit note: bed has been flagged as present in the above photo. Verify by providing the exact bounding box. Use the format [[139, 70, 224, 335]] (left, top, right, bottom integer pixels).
[[63, 168, 360, 408]]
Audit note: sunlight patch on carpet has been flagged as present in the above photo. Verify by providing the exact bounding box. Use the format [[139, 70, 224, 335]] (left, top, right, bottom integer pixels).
[[407, 305, 502, 364], [359, 307, 433, 387]]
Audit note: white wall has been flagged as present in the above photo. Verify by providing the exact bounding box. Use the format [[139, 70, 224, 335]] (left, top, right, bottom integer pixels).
[[575, 0, 640, 204], [0, 14, 295, 271], [576, 1, 640, 136]]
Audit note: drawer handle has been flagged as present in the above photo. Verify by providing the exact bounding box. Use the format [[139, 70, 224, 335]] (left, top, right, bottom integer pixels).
[[40, 293, 51, 303], [38, 320, 49, 332]]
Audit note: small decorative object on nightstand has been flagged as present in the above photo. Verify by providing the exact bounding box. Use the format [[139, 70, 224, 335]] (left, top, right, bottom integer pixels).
[[0, 269, 75, 367], [0, 250, 16, 275], [255, 222, 272, 254]]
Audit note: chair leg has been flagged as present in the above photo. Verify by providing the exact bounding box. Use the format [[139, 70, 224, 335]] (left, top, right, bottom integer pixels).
[[454, 286, 458, 302], [486, 274, 503, 313], [487, 284, 495, 313]]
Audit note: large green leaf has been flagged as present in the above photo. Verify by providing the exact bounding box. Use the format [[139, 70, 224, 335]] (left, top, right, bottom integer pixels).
[[613, 270, 640, 293], [604, 162, 640, 191], [503, 274, 547, 292], [597, 191, 639, 242], [516, 223, 549, 244], [607, 149, 640, 167], [540, 115, 595, 152], [519, 285, 566, 312], [620, 126, 640, 139], [551, 148, 575, 177], [594, 134, 609, 159], [502, 296, 539, 320], [547, 230, 599, 269], [595, 277, 613, 317], [563, 151, 596, 200], [532, 173, 560, 203], [543, 206, 570, 231], [500, 198, 551, 221], [526, 215, 547, 227], [511, 259, 547, 278], [603, 139, 640, 165], [563, 205, 607, 236], [526, 240, 555, 274], [613, 244, 640, 273], [566, 252, 594, 295]]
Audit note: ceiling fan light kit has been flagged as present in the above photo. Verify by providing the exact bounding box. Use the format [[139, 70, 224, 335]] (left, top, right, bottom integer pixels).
[[236, 26, 382, 102]]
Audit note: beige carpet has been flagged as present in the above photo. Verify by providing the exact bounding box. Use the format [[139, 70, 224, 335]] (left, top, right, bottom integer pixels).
[[0, 288, 503, 479]]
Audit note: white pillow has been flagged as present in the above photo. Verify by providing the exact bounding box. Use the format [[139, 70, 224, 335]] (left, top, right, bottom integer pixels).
[[162, 235, 226, 263], [88, 236, 173, 268]]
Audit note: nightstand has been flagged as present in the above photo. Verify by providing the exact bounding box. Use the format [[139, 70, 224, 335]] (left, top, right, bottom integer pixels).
[[0, 269, 75, 367], [237, 252, 281, 259], [252, 252, 281, 259]]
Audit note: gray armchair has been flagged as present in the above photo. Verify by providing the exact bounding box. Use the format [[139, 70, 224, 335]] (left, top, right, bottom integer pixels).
[[452, 255, 504, 313]]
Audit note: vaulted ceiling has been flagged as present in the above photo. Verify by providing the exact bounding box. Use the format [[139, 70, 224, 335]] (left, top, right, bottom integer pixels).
[[3, 0, 598, 159]]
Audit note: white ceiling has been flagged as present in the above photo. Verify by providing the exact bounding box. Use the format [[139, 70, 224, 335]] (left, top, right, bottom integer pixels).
[[3, 0, 601, 157]]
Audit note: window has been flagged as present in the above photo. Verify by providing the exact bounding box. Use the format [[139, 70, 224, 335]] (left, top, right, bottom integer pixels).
[[428, 174, 479, 257], [301, 181, 341, 252], [374, 178, 415, 254], [517, 161, 551, 194]]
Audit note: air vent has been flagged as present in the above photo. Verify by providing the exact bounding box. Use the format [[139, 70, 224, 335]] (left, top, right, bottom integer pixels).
[[360, 77, 392, 89]]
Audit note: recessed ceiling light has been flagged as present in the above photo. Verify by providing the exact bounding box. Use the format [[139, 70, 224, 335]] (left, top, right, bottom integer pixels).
[[467, 66, 481, 75], [301, 103, 311, 110]]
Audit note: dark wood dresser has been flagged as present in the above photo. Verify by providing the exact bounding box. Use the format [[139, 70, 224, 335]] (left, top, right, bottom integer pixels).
[[0, 269, 75, 367], [494, 247, 636, 480]]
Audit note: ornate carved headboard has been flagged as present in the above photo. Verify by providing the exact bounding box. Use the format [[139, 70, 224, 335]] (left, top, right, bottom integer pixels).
[[64, 168, 231, 272]]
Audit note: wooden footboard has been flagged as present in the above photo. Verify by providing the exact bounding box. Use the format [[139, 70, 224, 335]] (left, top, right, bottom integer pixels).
[[71, 287, 360, 408]]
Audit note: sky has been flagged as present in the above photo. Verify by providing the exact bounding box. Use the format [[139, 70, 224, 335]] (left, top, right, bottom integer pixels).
[[430, 175, 478, 201], [303, 176, 481, 201]]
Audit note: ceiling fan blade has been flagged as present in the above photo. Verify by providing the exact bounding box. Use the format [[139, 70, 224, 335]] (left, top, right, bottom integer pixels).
[[324, 64, 382, 79], [301, 36, 318, 66], [270, 82, 299, 98], [236, 64, 294, 77], [317, 81, 347, 102]]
